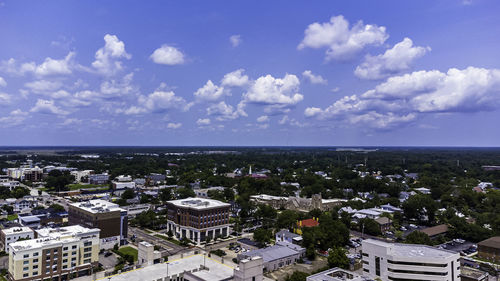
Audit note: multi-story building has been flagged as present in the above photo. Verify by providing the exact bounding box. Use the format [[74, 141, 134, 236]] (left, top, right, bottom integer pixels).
[[250, 194, 345, 212], [88, 174, 109, 185], [68, 199, 127, 249], [8, 225, 100, 281], [362, 239, 460, 281], [166, 198, 231, 245], [307, 267, 370, 281], [0, 227, 34, 253], [22, 167, 43, 182]]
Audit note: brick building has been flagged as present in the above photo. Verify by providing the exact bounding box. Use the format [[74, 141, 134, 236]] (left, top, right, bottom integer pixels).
[[166, 198, 231, 245]]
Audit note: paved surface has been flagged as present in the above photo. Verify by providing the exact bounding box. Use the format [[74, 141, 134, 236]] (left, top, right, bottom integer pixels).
[[99, 252, 119, 270], [129, 227, 189, 255]]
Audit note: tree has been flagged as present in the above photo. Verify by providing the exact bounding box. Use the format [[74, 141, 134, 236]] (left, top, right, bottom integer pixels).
[[45, 170, 75, 192], [359, 218, 382, 236], [286, 271, 309, 281], [328, 247, 350, 269], [405, 231, 433, 246], [159, 188, 173, 202], [402, 194, 437, 224], [121, 189, 136, 200], [253, 228, 272, 245], [305, 245, 316, 260], [277, 210, 299, 230], [176, 187, 195, 199], [49, 204, 65, 212]]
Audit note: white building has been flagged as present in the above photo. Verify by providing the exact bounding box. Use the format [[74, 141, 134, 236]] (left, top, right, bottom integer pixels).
[[137, 241, 161, 266], [112, 181, 136, 190], [362, 239, 460, 281], [234, 256, 264, 281], [70, 170, 94, 183], [307, 267, 370, 281], [0, 227, 35, 253], [8, 225, 100, 281]]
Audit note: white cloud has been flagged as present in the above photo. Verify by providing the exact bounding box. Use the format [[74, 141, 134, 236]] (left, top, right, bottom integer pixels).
[[150, 45, 185, 65], [298, 15, 388, 61], [306, 67, 500, 129], [0, 76, 6, 87], [0, 92, 11, 105], [124, 90, 191, 115], [34, 52, 75, 76], [229, 35, 242, 47], [92, 34, 131, 75], [221, 69, 249, 87], [257, 115, 269, 123], [0, 109, 29, 127], [30, 99, 69, 115], [206, 101, 241, 121], [194, 80, 226, 102], [167, 122, 182, 129], [0, 52, 75, 76], [331, 87, 340, 93], [302, 70, 327, 84], [243, 74, 303, 106], [60, 118, 82, 126], [355, 38, 430, 80], [24, 80, 62, 93], [197, 118, 211, 126], [100, 72, 135, 98]]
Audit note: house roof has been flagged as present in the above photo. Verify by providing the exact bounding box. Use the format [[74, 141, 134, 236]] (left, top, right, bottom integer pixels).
[[374, 217, 392, 225], [478, 236, 500, 249], [419, 224, 448, 237], [298, 218, 319, 228]]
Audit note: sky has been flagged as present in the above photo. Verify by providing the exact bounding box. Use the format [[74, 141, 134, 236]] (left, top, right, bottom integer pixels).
[[1, 0, 500, 146]]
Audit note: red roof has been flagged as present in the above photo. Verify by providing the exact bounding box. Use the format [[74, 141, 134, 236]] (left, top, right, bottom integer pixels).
[[298, 219, 319, 228]]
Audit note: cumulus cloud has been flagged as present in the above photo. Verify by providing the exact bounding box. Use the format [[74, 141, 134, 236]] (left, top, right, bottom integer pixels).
[[167, 122, 182, 129], [257, 115, 269, 123], [221, 69, 249, 87], [302, 70, 327, 84], [194, 80, 226, 102], [150, 45, 185, 65], [0, 52, 75, 76], [355, 38, 430, 80], [92, 34, 131, 75], [197, 118, 211, 126], [298, 15, 388, 61], [229, 35, 242, 47], [243, 74, 303, 106], [0, 92, 11, 105], [0, 77, 6, 87], [305, 67, 500, 129], [0, 109, 29, 127], [206, 101, 242, 121], [124, 90, 191, 115], [30, 99, 69, 115], [100, 72, 135, 98], [24, 80, 62, 94]]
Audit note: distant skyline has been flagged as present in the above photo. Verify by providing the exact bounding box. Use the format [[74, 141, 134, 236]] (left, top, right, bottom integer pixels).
[[1, 0, 500, 146]]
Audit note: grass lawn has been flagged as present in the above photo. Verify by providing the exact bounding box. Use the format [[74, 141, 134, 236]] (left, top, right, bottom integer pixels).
[[118, 246, 138, 261], [7, 214, 18, 221], [67, 184, 108, 191], [155, 234, 181, 245]]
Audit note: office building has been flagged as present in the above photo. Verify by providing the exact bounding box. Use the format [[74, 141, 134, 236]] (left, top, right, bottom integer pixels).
[[166, 198, 231, 245], [68, 199, 127, 249], [362, 239, 460, 281], [0, 227, 34, 253], [237, 242, 305, 272], [88, 174, 109, 185], [8, 225, 100, 281]]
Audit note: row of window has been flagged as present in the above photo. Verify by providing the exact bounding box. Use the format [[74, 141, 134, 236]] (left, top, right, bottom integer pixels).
[[387, 259, 448, 267], [388, 268, 448, 276]]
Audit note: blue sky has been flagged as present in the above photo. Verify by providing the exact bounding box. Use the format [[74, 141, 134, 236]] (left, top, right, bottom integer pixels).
[[1, 0, 500, 146]]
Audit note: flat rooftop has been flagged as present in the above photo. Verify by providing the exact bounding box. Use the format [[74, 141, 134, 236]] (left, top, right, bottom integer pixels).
[[70, 199, 125, 214], [10, 236, 79, 252], [307, 267, 369, 281], [2, 226, 33, 235], [101, 254, 233, 281], [36, 225, 99, 239], [364, 239, 458, 259], [242, 244, 303, 263], [167, 197, 230, 210]]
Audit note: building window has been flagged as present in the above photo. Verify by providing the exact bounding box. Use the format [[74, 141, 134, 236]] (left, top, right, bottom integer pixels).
[[84, 241, 92, 247], [72, 251, 77, 255], [72, 245, 77, 249], [63, 253, 68, 257], [23, 273, 28, 278], [84, 253, 92, 258], [33, 259, 38, 263], [23, 267, 29, 271], [33, 265, 38, 269], [23, 254, 29, 258], [83, 258, 91, 264], [71, 257, 76, 261], [33, 271, 38, 276], [63, 247, 68, 251], [375, 256, 381, 276], [84, 247, 92, 252], [33, 252, 39, 257]]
